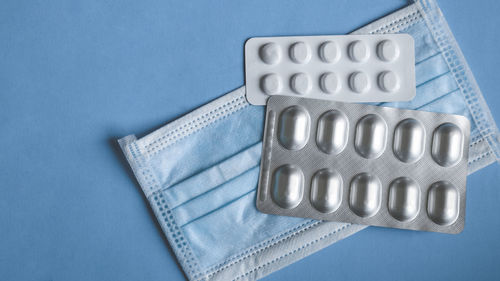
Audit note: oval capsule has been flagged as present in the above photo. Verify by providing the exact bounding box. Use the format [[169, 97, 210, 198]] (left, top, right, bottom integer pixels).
[[271, 164, 304, 209], [316, 110, 349, 155], [393, 118, 425, 163], [349, 173, 382, 218], [431, 123, 464, 167], [310, 169, 343, 213], [354, 114, 387, 159], [278, 106, 311, 150], [427, 181, 459, 225], [388, 177, 421, 222]]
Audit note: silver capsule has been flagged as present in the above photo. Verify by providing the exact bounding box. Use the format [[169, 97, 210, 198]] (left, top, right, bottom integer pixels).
[[393, 118, 425, 163], [278, 106, 311, 150], [427, 181, 459, 226], [354, 114, 387, 159], [388, 177, 421, 222], [431, 123, 464, 167], [349, 173, 382, 218], [310, 169, 343, 213], [271, 164, 304, 209], [316, 110, 349, 155]]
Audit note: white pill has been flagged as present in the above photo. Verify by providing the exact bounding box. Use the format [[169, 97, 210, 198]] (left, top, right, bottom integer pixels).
[[260, 73, 282, 95], [290, 73, 311, 95], [377, 40, 400, 62], [289, 42, 311, 64], [259, 43, 282, 65], [319, 41, 340, 63], [348, 40, 369, 62], [378, 71, 400, 92], [319, 72, 340, 94], [349, 72, 370, 93]]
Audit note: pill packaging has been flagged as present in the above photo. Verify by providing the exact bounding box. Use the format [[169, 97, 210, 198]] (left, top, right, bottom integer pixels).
[[244, 34, 415, 105], [257, 96, 470, 233]]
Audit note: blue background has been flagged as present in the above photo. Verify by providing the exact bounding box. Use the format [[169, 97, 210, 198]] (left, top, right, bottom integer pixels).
[[1, 0, 499, 280]]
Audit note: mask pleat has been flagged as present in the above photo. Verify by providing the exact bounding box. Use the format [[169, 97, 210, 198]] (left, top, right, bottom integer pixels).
[[173, 166, 260, 227], [418, 90, 476, 131], [163, 142, 262, 209], [180, 189, 312, 268], [415, 52, 447, 85]]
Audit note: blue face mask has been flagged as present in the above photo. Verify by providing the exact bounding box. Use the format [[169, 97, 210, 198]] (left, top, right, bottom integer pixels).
[[119, 0, 500, 280]]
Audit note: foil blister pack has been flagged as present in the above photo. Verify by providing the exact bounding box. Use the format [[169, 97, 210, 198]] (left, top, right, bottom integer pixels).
[[257, 96, 470, 233], [244, 34, 415, 105]]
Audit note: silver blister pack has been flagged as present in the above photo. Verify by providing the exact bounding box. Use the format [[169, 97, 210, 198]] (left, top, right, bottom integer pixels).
[[257, 96, 470, 233], [244, 34, 415, 105]]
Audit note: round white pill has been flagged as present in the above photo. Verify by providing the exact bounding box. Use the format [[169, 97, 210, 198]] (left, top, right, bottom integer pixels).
[[378, 71, 400, 92], [290, 73, 311, 95], [319, 72, 340, 94], [289, 42, 311, 64], [377, 40, 400, 62], [349, 71, 370, 93], [259, 43, 281, 65], [260, 73, 282, 95], [348, 40, 369, 62], [319, 41, 340, 63]]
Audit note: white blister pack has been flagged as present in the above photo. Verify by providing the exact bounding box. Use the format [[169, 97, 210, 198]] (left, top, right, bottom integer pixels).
[[257, 96, 470, 233], [245, 34, 415, 105]]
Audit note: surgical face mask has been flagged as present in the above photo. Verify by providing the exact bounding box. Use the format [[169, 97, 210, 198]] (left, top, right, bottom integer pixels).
[[119, 0, 500, 280]]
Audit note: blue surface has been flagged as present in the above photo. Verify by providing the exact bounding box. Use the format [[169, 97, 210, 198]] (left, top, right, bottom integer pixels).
[[1, 0, 499, 280]]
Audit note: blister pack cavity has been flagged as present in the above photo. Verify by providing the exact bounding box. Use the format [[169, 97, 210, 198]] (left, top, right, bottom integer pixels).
[[245, 34, 415, 105], [257, 96, 470, 234]]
